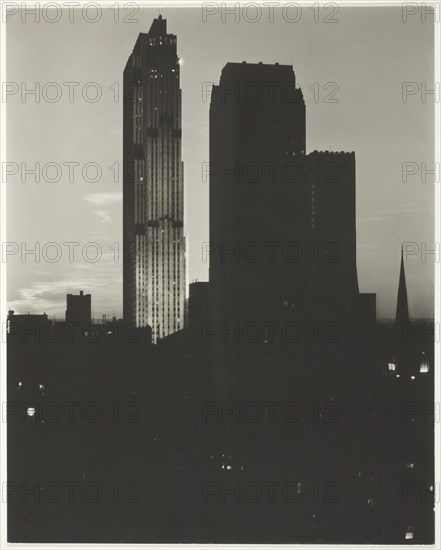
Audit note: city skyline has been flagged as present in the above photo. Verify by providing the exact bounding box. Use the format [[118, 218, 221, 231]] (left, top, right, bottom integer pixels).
[[4, 6, 437, 544], [5, 6, 435, 320]]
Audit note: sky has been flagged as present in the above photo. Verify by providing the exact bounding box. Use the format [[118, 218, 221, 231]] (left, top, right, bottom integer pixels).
[[5, 5, 436, 320]]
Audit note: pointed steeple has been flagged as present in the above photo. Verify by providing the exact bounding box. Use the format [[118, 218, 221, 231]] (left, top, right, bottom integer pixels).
[[395, 246, 410, 327]]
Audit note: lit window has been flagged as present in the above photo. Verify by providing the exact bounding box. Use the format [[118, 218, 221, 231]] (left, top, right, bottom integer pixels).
[[420, 360, 429, 373]]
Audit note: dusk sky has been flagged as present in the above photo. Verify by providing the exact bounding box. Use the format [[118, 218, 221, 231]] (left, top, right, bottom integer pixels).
[[6, 5, 435, 320]]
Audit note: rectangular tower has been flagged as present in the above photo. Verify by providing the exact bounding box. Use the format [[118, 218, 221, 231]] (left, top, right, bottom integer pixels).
[[123, 16, 185, 343], [209, 62, 306, 324], [66, 291, 91, 324]]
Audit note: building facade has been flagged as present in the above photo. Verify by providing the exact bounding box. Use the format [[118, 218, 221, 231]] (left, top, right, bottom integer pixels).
[[123, 16, 185, 343]]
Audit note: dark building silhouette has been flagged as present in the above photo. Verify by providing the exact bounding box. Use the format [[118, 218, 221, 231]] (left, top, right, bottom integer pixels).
[[123, 15, 185, 343], [7, 310, 52, 344], [208, 62, 375, 335], [188, 281, 210, 334], [93, 317, 153, 346], [395, 246, 410, 330], [65, 290, 91, 324]]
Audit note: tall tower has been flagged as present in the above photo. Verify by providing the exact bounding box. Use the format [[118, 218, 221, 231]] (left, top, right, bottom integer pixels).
[[123, 16, 185, 343], [209, 62, 306, 324]]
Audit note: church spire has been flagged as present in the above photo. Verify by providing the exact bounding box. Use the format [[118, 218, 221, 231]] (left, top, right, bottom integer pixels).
[[395, 246, 410, 328]]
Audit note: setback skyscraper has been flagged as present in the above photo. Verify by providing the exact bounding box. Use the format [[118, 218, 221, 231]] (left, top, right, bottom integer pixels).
[[208, 62, 375, 334], [123, 16, 185, 343]]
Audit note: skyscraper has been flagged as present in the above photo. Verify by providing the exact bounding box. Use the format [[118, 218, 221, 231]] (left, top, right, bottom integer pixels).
[[208, 62, 375, 332], [123, 16, 185, 343]]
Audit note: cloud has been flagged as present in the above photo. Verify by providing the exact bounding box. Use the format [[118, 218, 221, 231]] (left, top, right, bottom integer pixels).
[[84, 192, 122, 207], [94, 210, 112, 224], [8, 280, 75, 315], [84, 192, 121, 224]]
